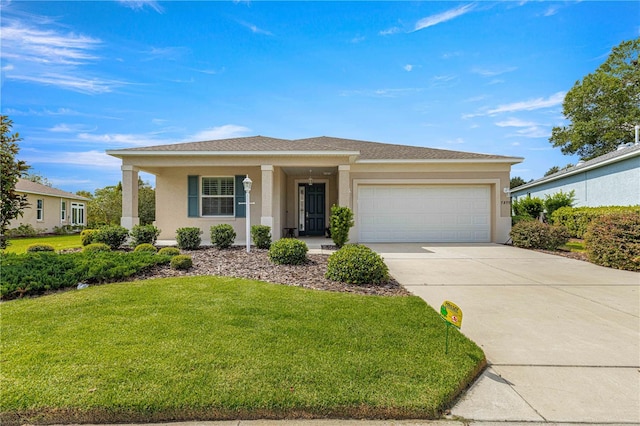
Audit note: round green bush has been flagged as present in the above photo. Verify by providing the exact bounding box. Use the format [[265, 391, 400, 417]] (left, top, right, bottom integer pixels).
[[93, 225, 129, 250], [26, 243, 55, 253], [176, 227, 202, 250], [133, 243, 157, 253], [158, 247, 181, 257], [510, 220, 569, 250], [585, 213, 640, 272], [325, 244, 389, 285], [211, 224, 236, 249], [170, 254, 193, 270], [251, 225, 272, 249], [82, 243, 111, 253], [80, 229, 98, 246], [268, 238, 308, 265]]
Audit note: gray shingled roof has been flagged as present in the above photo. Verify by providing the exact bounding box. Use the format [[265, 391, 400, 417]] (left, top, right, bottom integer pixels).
[[511, 143, 640, 192], [108, 135, 520, 161], [15, 179, 90, 201]]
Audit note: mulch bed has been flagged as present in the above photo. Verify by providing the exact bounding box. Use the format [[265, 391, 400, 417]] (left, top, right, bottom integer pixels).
[[140, 246, 411, 297]]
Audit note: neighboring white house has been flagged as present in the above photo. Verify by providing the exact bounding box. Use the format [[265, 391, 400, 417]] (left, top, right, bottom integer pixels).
[[511, 143, 640, 207], [7, 179, 90, 233], [107, 136, 523, 244]]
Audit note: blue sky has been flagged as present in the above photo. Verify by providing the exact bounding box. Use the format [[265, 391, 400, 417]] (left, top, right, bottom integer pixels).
[[1, 0, 638, 193]]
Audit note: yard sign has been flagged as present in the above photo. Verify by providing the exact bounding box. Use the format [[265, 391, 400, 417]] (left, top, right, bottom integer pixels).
[[440, 300, 463, 354]]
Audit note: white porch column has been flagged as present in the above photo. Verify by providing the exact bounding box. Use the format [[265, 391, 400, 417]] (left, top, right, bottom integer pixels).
[[260, 165, 274, 227], [338, 165, 351, 208], [120, 165, 140, 229]]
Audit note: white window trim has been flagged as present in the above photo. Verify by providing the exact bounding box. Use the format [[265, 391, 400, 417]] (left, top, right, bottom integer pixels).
[[71, 202, 85, 226], [201, 176, 235, 217], [36, 199, 44, 222], [61, 200, 67, 222]]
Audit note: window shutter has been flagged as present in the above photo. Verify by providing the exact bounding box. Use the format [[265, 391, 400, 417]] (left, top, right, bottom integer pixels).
[[188, 175, 199, 217], [235, 175, 246, 218]]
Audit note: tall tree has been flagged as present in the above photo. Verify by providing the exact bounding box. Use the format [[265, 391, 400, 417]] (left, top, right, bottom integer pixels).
[[0, 116, 30, 248], [24, 172, 53, 187], [550, 38, 640, 160], [138, 178, 156, 225], [510, 176, 527, 188]]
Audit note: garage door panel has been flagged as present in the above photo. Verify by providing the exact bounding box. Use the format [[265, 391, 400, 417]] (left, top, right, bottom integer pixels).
[[358, 185, 491, 243]]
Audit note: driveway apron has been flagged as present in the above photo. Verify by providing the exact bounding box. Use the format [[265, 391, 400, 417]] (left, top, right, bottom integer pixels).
[[366, 243, 640, 424]]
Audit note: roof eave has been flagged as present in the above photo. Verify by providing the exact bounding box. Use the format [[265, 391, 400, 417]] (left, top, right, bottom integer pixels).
[[356, 157, 524, 164], [17, 189, 89, 201], [106, 150, 362, 158]]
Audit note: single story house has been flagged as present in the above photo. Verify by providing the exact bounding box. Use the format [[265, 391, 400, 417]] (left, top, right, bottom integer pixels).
[[107, 136, 523, 244], [8, 178, 89, 233], [511, 143, 640, 207]]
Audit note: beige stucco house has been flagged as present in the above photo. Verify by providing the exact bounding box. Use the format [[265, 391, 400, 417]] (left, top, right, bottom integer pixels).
[[107, 136, 523, 244], [9, 179, 89, 233]]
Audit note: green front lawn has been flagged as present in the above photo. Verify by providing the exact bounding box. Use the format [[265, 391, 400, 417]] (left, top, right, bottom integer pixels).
[[1, 276, 485, 424], [3, 234, 82, 254]]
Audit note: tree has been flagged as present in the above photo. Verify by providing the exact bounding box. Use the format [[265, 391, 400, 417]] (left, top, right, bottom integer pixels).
[[23, 172, 53, 187], [544, 163, 575, 177], [138, 178, 156, 225], [510, 176, 527, 188], [0, 116, 30, 248], [550, 38, 640, 160], [85, 179, 155, 228]]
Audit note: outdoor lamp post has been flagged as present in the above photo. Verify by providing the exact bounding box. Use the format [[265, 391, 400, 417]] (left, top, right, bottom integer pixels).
[[242, 175, 252, 253]]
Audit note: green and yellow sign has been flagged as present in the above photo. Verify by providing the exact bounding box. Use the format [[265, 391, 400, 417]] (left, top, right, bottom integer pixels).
[[440, 300, 463, 329]]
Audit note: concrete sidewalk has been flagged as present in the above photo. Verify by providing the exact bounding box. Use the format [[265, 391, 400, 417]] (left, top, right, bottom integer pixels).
[[366, 243, 639, 424]]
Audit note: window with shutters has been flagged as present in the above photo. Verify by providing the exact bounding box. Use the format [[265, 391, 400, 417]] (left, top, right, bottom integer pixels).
[[201, 177, 235, 216]]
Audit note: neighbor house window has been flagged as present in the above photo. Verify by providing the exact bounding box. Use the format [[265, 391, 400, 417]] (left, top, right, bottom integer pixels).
[[61, 201, 67, 221], [36, 199, 44, 221], [201, 177, 235, 216], [71, 203, 85, 225]]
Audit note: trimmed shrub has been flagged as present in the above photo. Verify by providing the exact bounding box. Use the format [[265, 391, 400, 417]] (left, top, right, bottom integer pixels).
[[325, 244, 389, 285], [93, 225, 129, 250], [584, 213, 640, 272], [26, 243, 55, 253], [330, 205, 354, 248], [170, 254, 193, 270], [510, 220, 570, 250], [130, 224, 161, 246], [176, 227, 202, 250], [83, 243, 111, 253], [512, 196, 544, 220], [550, 206, 640, 238], [512, 215, 535, 226], [158, 247, 180, 257], [133, 243, 157, 253], [251, 225, 272, 249], [211, 224, 236, 249], [268, 238, 308, 265], [81, 229, 99, 246]]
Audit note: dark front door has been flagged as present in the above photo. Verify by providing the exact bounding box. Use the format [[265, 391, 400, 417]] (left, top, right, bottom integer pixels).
[[300, 183, 325, 236]]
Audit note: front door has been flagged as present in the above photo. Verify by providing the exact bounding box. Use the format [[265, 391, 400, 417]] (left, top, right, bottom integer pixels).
[[299, 183, 325, 236]]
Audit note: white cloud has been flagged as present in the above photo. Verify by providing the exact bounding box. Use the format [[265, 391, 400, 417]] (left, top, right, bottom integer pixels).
[[379, 27, 401, 36], [487, 91, 565, 115], [351, 35, 365, 43], [24, 150, 121, 168], [188, 124, 252, 141], [339, 88, 424, 98], [239, 21, 273, 36], [404, 64, 413, 72], [116, 0, 164, 13], [472, 66, 518, 77], [414, 4, 475, 31], [446, 137, 465, 144], [1, 17, 124, 94], [495, 118, 538, 127], [50, 123, 96, 133], [510, 126, 551, 138], [543, 6, 558, 17], [77, 132, 167, 147]]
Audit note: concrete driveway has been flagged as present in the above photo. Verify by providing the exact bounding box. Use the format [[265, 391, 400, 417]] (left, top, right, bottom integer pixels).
[[366, 243, 640, 424]]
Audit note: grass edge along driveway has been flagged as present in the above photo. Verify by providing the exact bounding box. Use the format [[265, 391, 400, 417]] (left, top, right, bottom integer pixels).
[[1, 276, 485, 425]]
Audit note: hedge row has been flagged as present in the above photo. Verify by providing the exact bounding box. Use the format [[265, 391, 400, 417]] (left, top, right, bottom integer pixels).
[[0, 251, 171, 300], [585, 213, 640, 272], [550, 206, 640, 238]]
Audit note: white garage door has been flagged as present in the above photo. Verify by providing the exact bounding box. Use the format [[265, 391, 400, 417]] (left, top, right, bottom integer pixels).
[[358, 185, 491, 243]]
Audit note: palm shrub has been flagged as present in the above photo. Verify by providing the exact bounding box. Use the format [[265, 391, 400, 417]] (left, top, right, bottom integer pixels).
[[176, 227, 202, 250], [130, 224, 160, 246], [268, 238, 308, 265], [210, 224, 236, 249], [251, 225, 272, 249], [325, 244, 389, 285], [584, 213, 640, 271], [329, 205, 354, 248], [94, 225, 129, 250], [510, 220, 570, 250]]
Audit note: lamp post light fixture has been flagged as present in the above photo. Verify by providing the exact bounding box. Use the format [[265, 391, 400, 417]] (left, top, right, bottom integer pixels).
[[242, 175, 252, 253]]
